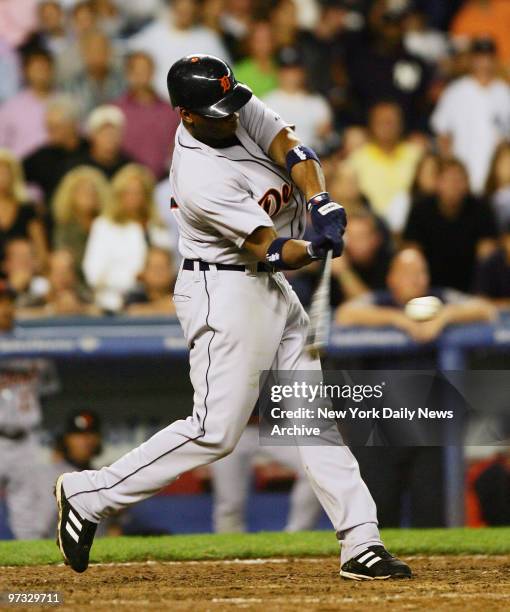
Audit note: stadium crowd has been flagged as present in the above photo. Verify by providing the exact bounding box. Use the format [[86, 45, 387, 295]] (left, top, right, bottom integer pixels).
[[0, 0, 509, 322]]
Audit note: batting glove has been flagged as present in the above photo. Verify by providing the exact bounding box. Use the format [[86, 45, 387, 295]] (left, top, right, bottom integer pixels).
[[307, 234, 344, 260], [308, 192, 347, 241]]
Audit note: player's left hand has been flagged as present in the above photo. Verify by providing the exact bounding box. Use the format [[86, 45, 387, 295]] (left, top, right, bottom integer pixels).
[[308, 233, 344, 259], [308, 192, 347, 241]]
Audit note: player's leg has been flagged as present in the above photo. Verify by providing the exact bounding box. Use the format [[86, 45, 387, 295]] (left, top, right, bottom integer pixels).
[[60, 269, 288, 523], [262, 444, 322, 531], [4, 441, 44, 539], [211, 426, 258, 532], [271, 276, 411, 579]]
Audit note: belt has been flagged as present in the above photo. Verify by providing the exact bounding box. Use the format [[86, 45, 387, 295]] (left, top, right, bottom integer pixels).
[[0, 429, 27, 441], [182, 259, 274, 273]]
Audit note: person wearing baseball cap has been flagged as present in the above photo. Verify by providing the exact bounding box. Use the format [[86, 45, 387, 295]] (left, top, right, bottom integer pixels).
[[56, 409, 103, 471], [67, 105, 133, 179]]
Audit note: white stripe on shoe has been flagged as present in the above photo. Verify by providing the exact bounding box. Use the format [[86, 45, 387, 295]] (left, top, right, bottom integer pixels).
[[357, 551, 375, 564], [68, 510, 82, 531], [65, 522, 80, 543], [365, 556, 382, 568]]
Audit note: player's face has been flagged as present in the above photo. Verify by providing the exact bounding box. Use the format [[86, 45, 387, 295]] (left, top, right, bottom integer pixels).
[[184, 110, 239, 143]]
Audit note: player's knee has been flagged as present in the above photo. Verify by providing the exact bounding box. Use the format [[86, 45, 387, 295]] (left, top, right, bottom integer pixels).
[[216, 440, 237, 458]]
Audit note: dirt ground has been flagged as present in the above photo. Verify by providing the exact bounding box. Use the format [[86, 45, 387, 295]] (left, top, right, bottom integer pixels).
[[2, 555, 510, 611]]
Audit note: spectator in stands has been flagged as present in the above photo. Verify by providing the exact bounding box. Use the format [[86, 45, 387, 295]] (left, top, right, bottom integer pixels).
[[263, 46, 333, 151], [328, 160, 393, 246], [18, 249, 96, 317], [72, 105, 131, 179], [0, 40, 20, 104], [485, 141, 510, 232], [337, 248, 496, 342], [125, 248, 176, 316], [295, 1, 356, 126], [270, 0, 300, 49], [0, 150, 47, 268], [345, 0, 431, 130], [402, 5, 450, 65], [403, 158, 498, 292], [65, 30, 124, 119], [341, 126, 368, 158], [386, 152, 441, 235], [23, 95, 89, 205], [474, 222, 510, 305], [348, 100, 422, 219], [93, 0, 124, 38], [329, 161, 371, 215], [121, 0, 162, 36], [28, 1, 67, 58], [201, 0, 240, 62], [220, 0, 252, 57], [450, 0, 510, 69], [113, 52, 180, 180], [52, 166, 111, 276], [0, 0, 38, 49], [128, 0, 231, 99], [431, 38, 510, 195], [331, 210, 392, 305], [233, 21, 278, 99], [0, 48, 55, 158], [83, 164, 169, 311], [54, 1, 99, 85], [2, 239, 46, 308]]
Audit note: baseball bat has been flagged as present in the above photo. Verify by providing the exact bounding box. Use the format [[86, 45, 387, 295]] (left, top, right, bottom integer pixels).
[[305, 250, 333, 358]]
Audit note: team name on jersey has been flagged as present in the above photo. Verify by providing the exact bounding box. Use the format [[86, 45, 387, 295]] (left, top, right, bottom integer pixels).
[[258, 183, 293, 217]]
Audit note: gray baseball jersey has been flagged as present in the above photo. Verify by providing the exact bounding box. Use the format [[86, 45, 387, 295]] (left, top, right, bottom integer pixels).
[[170, 95, 307, 265]]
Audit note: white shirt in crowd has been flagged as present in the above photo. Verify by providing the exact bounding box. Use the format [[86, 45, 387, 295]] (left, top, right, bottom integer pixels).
[[129, 17, 231, 99], [431, 75, 510, 194], [82, 216, 171, 310], [262, 90, 332, 150], [404, 29, 449, 64]]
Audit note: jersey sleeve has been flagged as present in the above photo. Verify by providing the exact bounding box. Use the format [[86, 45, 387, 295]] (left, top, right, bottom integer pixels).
[[187, 175, 274, 247], [239, 95, 292, 155]]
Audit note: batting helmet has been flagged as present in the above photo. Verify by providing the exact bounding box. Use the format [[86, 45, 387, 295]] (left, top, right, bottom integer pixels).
[[167, 54, 252, 119]]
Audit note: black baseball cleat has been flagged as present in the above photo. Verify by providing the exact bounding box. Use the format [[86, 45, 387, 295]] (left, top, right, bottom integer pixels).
[[340, 545, 412, 581], [55, 474, 97, 573]]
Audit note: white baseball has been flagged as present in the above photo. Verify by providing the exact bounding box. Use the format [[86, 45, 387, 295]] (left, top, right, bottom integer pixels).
[[404, 296, 443, 321]]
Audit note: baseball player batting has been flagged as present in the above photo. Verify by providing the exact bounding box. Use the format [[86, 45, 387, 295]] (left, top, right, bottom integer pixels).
[[55, 54, 412, 581]]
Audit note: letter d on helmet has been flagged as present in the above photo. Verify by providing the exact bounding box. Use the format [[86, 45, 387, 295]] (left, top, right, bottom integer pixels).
[[167, 54, 252, 119]]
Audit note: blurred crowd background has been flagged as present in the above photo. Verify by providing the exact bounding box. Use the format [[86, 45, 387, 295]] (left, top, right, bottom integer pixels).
[[0, 0, 509, 317], [2, 0, 510, 539]]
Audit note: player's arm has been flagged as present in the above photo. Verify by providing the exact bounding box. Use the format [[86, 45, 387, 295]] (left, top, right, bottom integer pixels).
[[243, 225, 315, 269], [268, 127, 326, 201], [268, 128, 347, 251]]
